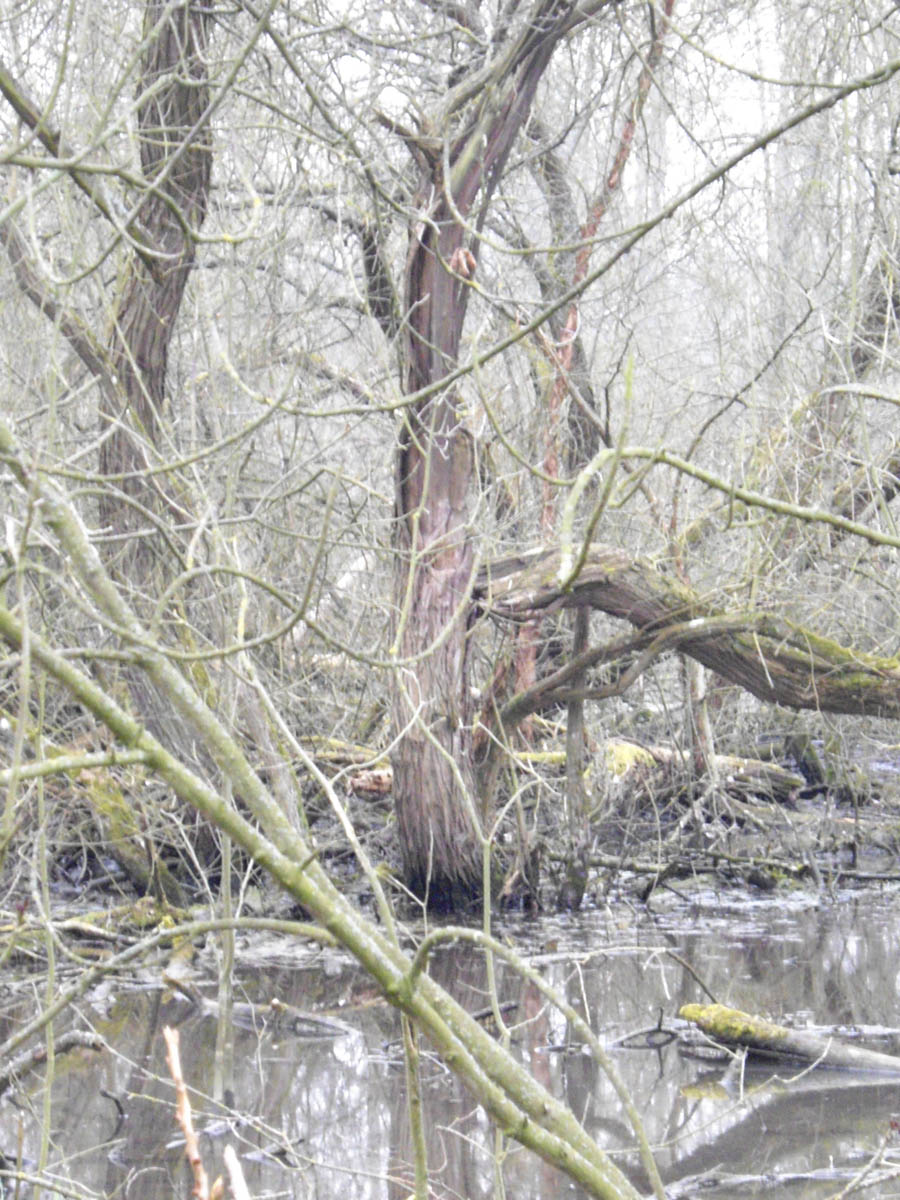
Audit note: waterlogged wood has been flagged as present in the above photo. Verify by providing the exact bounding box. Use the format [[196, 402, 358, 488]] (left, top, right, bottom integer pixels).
[[0, 608, 642, 1200], [680, 1003, 900, 1073], [477, 546, 900, 719], [0, 1032, 106, 1097], [165, 983, 356, 1040]]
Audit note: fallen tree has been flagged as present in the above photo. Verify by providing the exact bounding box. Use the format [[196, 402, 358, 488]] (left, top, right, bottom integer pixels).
[[680, 1003, 900, 1074], [349, 740, 805, 803], [476, 545, 900, 720]]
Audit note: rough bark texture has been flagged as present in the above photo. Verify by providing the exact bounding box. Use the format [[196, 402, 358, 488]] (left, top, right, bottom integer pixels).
[[102, 0, 214, 761], [393, 1, 591, 906], [477, 545, 900, 720], [99, 0, 213, 551]]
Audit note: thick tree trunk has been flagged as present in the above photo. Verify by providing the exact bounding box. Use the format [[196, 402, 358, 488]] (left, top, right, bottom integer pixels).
[[0, 4, 215, 788], [392, 1, 587, 906], [100, 0, 214, 760], [99, 0, 212, 562], [478, 544, 900, 720]]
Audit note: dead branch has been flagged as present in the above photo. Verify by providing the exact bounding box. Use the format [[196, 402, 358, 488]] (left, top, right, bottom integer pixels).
[[163, 1025, 211, 1200], [223, 1145, 252, 1200]]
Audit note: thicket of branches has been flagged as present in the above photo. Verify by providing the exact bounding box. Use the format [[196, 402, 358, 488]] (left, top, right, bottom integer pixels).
[[2, 0, 900, 1194]]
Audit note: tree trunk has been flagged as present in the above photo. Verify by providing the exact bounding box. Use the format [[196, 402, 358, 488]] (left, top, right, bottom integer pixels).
[[0, 4, 214, 762], [99, 0, 212, 567], [392, 1, 589, 906]]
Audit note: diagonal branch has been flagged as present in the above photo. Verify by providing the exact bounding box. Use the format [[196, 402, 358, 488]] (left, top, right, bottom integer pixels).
[[0, 413, 642, 1200], [478, 545, 900, 719], [0, 60, 163, 276], [0, 219, 113, 382]]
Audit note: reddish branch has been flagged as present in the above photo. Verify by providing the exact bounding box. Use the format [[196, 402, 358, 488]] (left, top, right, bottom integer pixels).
[[517, 3, 676, 739], [163, 1025, 213, 1200], [541, 0, 676, 527]]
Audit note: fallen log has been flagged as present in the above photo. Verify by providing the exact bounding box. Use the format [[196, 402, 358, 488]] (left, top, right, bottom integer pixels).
[[345, 740, 805, 802], [680, 1003, 900, 1073], [476, 545, 900, 720], [616, 741, 804, 801]]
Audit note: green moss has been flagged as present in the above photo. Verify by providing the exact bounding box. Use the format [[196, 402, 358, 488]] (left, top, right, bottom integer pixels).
[[679, 1002, 788, 1044], [82, 771, 187, 906], [605, 739, 656, 778]]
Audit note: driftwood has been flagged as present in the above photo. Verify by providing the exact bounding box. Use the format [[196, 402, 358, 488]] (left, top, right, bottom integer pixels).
[[0, 1031, 106, 1096], [680, 1003, 900, 1073], [476, 545, 900, 720], [164, 977, 355, 1039]]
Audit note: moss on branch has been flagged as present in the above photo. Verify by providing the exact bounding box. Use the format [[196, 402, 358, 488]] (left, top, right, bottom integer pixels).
[[477, 545, 900, 719]]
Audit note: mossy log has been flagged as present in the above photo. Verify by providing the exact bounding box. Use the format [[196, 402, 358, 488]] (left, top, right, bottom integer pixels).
[[477, 546, 900, 719], [349, 738, 804, 803], [680, 1003, 900, 1073], [622, 742, 804, 801], [0, 896, 187, 963]]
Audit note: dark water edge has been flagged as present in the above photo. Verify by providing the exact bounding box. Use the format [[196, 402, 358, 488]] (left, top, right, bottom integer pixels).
[[4, 882, 900, 1199]]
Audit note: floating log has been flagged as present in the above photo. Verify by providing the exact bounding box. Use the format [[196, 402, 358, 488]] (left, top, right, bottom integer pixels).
[[680, 1003, 900, 1074]]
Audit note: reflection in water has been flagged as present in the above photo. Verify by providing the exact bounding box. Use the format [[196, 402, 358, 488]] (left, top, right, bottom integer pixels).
[[4, 888, 900, 1199]]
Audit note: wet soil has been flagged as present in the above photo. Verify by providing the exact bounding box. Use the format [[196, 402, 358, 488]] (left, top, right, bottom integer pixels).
[[5, 737, 900, 1199]]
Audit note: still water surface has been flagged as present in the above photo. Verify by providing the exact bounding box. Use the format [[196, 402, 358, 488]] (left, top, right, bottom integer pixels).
[[6, 884, 900, 1199]]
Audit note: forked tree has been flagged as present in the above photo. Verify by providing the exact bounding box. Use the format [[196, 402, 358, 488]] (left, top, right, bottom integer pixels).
[[1, 0, 212, 573], [386, 0, 900, 906], [391, 0, 615, 906]]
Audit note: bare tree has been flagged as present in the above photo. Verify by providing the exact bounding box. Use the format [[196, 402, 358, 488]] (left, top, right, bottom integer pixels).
[[7, 2, 900, 1197], [99, 0, 213, 560], [0, 0, 213, 578], [3, 0, 900, 917], [390, 1, 623, 906]]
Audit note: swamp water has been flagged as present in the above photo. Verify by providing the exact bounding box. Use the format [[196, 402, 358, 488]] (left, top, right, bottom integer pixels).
[[5, 884, 900, 1200]]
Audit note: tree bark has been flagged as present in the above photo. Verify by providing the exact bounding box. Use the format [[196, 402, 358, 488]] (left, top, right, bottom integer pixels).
[[0, 418, 645, 1199], [0, 3, 214, 765], [680, 1003, 900, 1073], [477, 545, 900, 720], [99, 0, 213, 562], [392, 1, 596, 906]]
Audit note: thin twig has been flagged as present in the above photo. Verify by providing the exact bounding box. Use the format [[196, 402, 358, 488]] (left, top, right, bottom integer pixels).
[[163, 1025, 211, 1200]]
